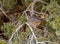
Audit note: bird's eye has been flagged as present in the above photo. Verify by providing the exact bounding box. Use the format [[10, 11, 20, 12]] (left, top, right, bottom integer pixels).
[[39, 15, 41, 18]]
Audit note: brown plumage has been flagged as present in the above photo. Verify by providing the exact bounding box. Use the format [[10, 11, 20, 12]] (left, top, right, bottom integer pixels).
[[25, 14, 42, 28]]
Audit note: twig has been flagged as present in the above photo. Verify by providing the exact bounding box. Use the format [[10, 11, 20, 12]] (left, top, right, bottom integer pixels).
[[36, 0, 48, 5], [22, 0, 48, 17], [37, 41, 55, 44], [26, 22, 37, 39], [8, 23, 24, 43], [26, 22, 39, 44], [0, 8, 13, 21]]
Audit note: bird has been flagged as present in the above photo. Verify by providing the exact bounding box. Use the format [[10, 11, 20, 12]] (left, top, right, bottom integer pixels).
[[25, 13, 42, 28], [24, 10, 48, 28]]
